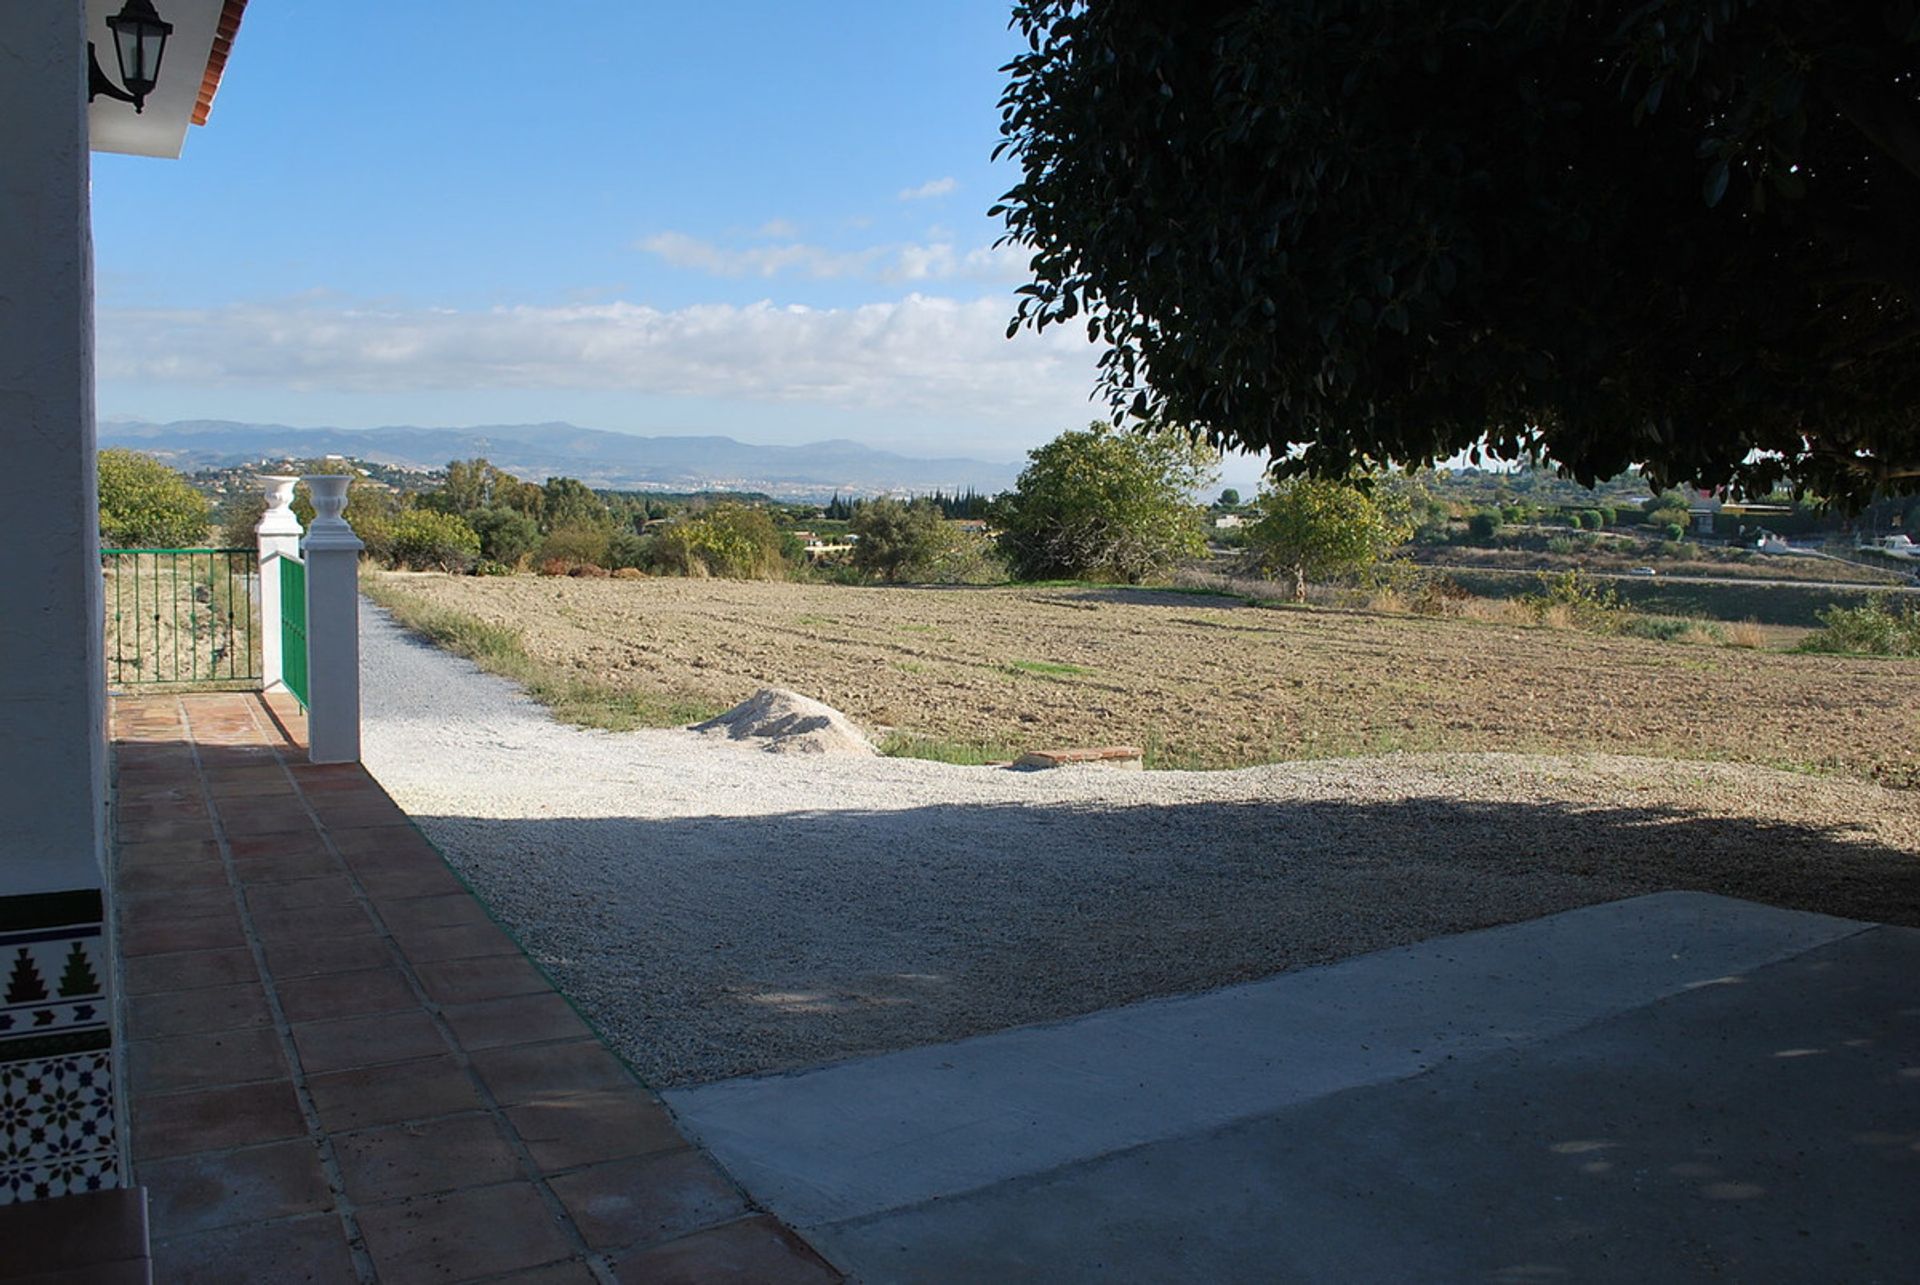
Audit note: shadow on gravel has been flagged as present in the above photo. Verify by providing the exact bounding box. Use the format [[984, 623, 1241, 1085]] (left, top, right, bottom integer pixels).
[[407, 794, 1919, 1085]]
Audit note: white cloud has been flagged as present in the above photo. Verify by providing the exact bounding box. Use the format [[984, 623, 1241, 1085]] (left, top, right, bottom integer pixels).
[[97, 293, 1103, 424], [638, 230, 1026, 284], [757, 218, 801, 238], [899, 176, 958, 201]]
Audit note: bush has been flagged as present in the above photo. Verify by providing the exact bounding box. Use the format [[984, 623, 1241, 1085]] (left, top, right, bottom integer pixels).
[[649, 503, 791, 579], [97, 449, 210, 547], [851, 498, 957, 581], [607, 530, 650, 571], [472, 559, 514, 576], [539, 522, 612, 570], [1518, 570, 1625, 632], [1798, 596, 1920, 656], [611, 566, 645, 580], [388, 510, 480, 572], [1661, 522, 1686, 541], [468, 508, 541, 567], [1467, 511, 1500, 540], [567, 562, 610, 578]]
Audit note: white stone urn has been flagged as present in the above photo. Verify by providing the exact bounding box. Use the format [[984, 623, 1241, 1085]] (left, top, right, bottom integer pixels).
[[300, 475, 362, 552], [256, 475, 302, 538]]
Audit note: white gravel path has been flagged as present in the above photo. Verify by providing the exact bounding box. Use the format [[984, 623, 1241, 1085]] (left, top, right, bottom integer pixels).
[[357, 601, 1920, 1088]]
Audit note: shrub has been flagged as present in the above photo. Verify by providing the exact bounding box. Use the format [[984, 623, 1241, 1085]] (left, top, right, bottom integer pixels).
[[540, 522, 611, 569], [1519, 569, 1625, 632], [1547, 536, 1576, 555], [567, 562, 610, 578], [468, 508, 540, 567], [472, 559, 514, 576], [607, 530, 650, 571], [97, 449, 210, 547], [611, 566, 645, 580], [1798, 596, 1920, 656], [388, 509, 480, 572], [1661, 522, 1686, 541], [649, 503, 791, 579], [536, 558, 572, 577], [1467, 511, 1500, 540], [851, 498, 956, 581]]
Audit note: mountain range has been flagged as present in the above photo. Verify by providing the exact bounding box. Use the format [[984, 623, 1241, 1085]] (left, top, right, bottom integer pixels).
[[98, 419, 1021, 500]]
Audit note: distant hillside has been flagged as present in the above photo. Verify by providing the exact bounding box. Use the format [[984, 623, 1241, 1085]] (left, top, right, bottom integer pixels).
[[99, 419, 1021, 500]]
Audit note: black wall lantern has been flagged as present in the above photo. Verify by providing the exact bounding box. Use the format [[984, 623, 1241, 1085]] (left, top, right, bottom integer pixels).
[[88, 0, 175, 115]]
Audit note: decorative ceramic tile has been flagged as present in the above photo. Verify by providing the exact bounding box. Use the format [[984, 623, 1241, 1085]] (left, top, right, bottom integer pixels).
[[0, 1050, 119, 1205], [0, 896, 108, 1064]]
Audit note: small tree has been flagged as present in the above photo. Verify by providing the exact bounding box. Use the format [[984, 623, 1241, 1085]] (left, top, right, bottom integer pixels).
[[991, 422, 1216, 583], [468, 508, 540, 567], [97, 450, 209, 547], [1249, 477, 1413, 601], [388, 510, 480, 572], [850, 498, 955, 582], [1218, 488, 1242, 509], [650, 503, 790, 579]]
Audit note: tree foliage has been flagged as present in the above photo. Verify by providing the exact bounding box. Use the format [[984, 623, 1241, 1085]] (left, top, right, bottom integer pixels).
[[992, 422, 1216, 583], [850, 498, 957, 581], [388, 510, 481, 572], [650, 503, 792, 579], [995, 1, 1920, 507], [1249, 477, 1414, 600], [97, 449, 210, 547]]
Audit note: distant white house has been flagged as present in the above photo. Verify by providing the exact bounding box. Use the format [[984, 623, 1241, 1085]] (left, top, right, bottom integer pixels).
[[1213, 513, 1247, 530]]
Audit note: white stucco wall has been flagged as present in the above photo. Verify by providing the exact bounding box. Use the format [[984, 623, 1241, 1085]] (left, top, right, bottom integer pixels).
[[0, 4, 108, 896]]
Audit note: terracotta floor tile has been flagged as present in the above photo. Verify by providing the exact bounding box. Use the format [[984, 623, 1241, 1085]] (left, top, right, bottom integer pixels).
[[219, 806, 324, 837], [312, 798, 411, 831], [611, 1215, 841, 1285], [242, 875, 360, 914], [306, 1055, 487, 1134], [127, 1024, 288, 1096], [116, 859, 231, 896], [139, 1139, 334, 1237], [120, 910, 247, 957], [505, 1089, 685, 1172], [260, 932, 393, 978], [132, 1079, 306, 1161], [468, 1041, 640, 1107], [334, 1112, 524, 1203], [116, 818, 221, 844], [117, 882, 237, 921], [276, 966, 418, 1023], [481, 1261, 599, 1284], [126, 981, 271, 1040], [354, 860, 467, 900], [115, 838, 221, 870], [149, 1213, 356, 1285], [229, 849, 343, 884], [392, 920, 521, 966], [116, 799, 210, 825], [413, 953, 552, 1006], [290, 1009, 448, 1075], [227, 830, 333, 862], [329, 824, 439, 860], [247, 901, 377, 944], [356, 1182, 576, 1285], [549, 1150, 748, 1253], [443, 993, 595, 1053], [124, 946, 259, 996], [376, 892, 495, 933]]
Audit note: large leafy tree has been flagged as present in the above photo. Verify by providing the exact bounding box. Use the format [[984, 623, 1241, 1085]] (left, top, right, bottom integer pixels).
[[97, 449, 209, 547], [992, 422, 1216, 583], [995, 1, 1920, 507]]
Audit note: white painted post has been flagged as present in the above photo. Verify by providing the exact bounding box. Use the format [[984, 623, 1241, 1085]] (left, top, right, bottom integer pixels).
[[255, 475, 303, 693], [301, 475, 364, 764]]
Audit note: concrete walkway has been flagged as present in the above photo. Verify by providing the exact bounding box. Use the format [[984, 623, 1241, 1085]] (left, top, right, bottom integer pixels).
[[111, 693, 839, 1284], [668, 893, 1920, 1282]]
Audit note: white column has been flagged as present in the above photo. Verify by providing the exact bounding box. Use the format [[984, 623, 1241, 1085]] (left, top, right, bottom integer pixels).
[[0, 6, 104, 895], [301, 475, 364, 763], [255, 475, 303, 693]]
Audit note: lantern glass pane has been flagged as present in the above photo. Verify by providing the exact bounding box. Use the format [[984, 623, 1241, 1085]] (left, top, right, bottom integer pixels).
[[113, 24, 143, 84], [140, 27, 167, 84]]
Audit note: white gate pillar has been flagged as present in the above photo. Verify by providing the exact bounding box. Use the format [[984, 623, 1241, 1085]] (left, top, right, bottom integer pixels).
[[255, 475, 303, 693], [301, 475, 364, 764]]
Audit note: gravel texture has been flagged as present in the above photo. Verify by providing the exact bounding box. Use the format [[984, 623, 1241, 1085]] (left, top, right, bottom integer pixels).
[[358, 603, 1920, 1089]]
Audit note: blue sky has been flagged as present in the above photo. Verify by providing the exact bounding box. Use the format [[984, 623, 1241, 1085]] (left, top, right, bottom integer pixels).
[[91, 0, 1270, 492]]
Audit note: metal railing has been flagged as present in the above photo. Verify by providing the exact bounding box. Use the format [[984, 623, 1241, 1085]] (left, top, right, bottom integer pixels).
[[101, 548, 260, 687], [280, 554, 309, 708]]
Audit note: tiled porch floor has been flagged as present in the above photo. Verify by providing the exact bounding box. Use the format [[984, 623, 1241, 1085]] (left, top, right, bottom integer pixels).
[[111, 692, 841, 1284]]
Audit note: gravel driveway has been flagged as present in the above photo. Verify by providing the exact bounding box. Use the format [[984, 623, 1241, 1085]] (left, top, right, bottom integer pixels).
[[358, 601, 1920, 1088]]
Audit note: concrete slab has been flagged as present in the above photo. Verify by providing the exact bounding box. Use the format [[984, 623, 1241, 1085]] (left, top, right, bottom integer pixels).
[[665, 893, 1864, 1231], [813, 924, 1920, 1283]]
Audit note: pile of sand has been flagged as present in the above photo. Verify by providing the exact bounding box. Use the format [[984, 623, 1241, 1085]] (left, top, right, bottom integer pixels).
[[692, 688, 878, 756]]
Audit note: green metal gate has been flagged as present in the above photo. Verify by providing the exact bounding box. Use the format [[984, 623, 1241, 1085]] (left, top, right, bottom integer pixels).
[[101, 548, 260, 687], [280, 555, 309, 708]]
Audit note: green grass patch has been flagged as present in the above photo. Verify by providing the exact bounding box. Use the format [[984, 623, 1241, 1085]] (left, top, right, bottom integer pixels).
[[878, 733, 1020, 765], [364, 578, 723, 732], [1003, 659, 1094, 678]]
